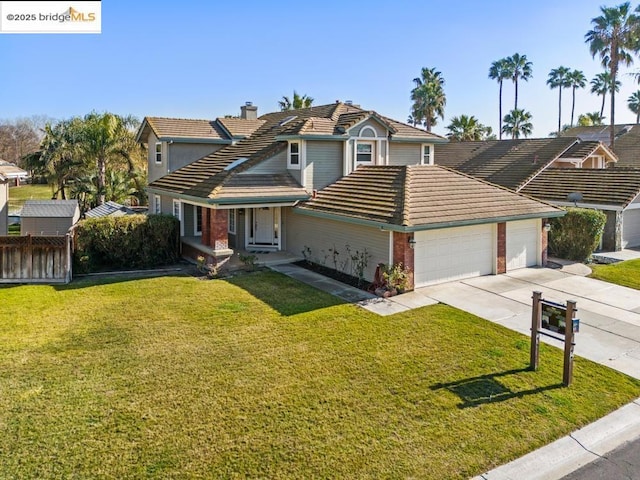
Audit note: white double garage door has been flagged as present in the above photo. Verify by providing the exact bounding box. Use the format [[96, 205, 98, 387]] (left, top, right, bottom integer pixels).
[[414, 219, 541, 287]]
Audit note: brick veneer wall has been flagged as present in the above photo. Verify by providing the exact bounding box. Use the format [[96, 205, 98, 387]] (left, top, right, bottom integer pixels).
[[392, 231, 415, 291], [201, 208, 228, 250], [541, 221, 549, 266], [497, 222, 506, 274]]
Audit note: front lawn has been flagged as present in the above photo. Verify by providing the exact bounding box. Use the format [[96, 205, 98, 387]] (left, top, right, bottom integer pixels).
[[590, 258, 640, 290], [1, 271, 638, 479]]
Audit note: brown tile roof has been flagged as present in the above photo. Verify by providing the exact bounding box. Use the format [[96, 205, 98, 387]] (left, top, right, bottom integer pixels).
[[520, 168, 640, 208], [217, 118, 265, 138], [436, 137, 580, 190], [295, 165, 562, 229], [559, 141, 603, 158], [561, 125, 640, 166], [144, 117, 229, 140], [213, 174, 308, 203]]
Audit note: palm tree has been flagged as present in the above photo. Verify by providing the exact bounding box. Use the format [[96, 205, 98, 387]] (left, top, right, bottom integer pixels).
[[628, 91, 640, 123], [502, 109, 533, 139], [578, 112, 605, 126], [278, 91, 314, 111], [547, 66, 572, 133], [488, 58, 513, 140], [505, 53, 533, 110], [568, 70, 587, 126], [590, 72, 621, 121], [446, 115, 492, 141], [410, 67, 446, 131], [585, 2, 640, 150]]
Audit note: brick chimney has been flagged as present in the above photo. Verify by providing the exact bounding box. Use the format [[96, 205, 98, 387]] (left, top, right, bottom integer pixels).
[[240, 101, 258, 120]]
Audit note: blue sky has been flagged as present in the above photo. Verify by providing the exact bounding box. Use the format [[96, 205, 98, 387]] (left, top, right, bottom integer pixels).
[[2, 0, 640, 138]]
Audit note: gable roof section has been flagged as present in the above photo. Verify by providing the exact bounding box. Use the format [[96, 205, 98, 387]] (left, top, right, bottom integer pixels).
[[21, 200, 79, 218], [558, 140, 615, 161], [436, 137, 580, 190], [562, 125, 640, 167], [136, 117, 232, 144], [295, 165, 562, 231], [520, 168, 640, 208], [217, 117, 265, 139]]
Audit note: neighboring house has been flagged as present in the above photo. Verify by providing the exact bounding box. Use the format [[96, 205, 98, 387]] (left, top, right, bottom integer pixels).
[[434, 137, 640, 250], [84, 201, 139, 218], [0, 160, 28, 186], [520, 168, 640, 250], [20, 200, 80, 235], [142, 102, 561, 289], [0, 174, 8, 235], [561, 124, 640, 167]]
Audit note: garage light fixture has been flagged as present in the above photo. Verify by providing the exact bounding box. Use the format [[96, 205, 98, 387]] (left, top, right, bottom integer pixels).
[[408, 236, 416, 249], [544, 223, 552, 232]]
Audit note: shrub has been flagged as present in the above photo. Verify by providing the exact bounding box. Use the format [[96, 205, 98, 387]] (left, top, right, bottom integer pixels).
[[74, 214, 180, 273], [548, 208, 606, 262]]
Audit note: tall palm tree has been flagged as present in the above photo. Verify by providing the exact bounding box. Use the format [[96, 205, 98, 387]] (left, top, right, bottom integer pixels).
[[578, 112, 605, 126], [446, 115, 492, 141], [628, 91, 640, 123], [505, 53, 533, 110], [568, 70, 587, 126], [547, 66, 572, 133], [585, 2, 640, 150], [278, 91, 314, 111], [410, 67, 446, 131], [590, 72, 621, 120], [488, 58, 513, 140], [502, 109, 533, 139]]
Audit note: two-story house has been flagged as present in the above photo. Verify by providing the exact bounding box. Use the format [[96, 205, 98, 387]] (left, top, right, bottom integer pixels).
[[140, 102, 563, 289]]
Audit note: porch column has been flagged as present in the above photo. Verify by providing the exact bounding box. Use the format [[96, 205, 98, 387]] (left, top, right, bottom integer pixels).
[[497, 222, 506, 274], [392, 231, 415, 291], [202, 208, 233, 256], [541, 220, 549, 267]]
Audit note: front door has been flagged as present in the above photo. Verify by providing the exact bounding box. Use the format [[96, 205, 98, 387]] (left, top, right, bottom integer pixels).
[[248, 207, 280, 248]]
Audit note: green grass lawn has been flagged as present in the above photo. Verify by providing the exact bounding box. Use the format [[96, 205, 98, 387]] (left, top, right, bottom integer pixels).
[[8, 183, 52, 212], [1, 271, 639, 479], [590, 258, 640, 290]]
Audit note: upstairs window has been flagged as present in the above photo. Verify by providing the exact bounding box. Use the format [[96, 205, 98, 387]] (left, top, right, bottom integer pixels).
[[288, 141, 300, 169], [422, 144, 432, 165], [356, 142, 374, 164], [155, 142, 162, 164]]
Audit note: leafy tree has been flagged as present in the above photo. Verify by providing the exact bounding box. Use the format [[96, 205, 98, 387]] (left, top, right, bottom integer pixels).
[[628, 90, 640, 123], [585, 2, 640, 150], [446, 115, 493, 141], [278, 91, 314, 111], [547, 66, 572, 133], [0, 118, 43, 167], [488, 58, 513, 139], [502, 109, 533, 139], [410, 67, 446, 131], [568, 70, 587, 126], [578, 112, 605, 126], [590, 72, 621, 121], [505, 53, 533, 110]]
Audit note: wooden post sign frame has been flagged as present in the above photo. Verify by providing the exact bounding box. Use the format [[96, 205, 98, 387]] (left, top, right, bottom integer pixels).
[[530, 291, 579, 387]]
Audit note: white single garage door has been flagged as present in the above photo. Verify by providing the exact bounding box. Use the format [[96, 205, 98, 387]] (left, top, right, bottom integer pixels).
[[623, 209, 640, 248], [506, 219, 540, 271], [414, 224, 495, 287]]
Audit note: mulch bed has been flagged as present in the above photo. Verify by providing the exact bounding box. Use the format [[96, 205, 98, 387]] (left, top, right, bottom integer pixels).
[[293, 260, 373, 291]]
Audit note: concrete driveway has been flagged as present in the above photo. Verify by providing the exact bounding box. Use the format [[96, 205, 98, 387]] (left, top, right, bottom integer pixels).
[[416, 267, 640, 380]]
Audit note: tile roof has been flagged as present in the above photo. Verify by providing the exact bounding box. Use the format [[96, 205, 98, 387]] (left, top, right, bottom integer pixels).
[[295, 165, 562, 229], [520, 168, 640, 208], [559, 141, 605, 159], [217, 117, 265, 138], [149, 103, 446, 201], [141, 117, 230, 141], [213, 174, 309, 203], [85, 201, 137, 218], [21, 200, 79, 218], [562, 125, 640, 167], [436, 137, 580, 190]]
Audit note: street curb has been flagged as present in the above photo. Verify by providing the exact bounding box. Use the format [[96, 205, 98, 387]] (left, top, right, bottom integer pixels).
[[471, 397, 640, 480]]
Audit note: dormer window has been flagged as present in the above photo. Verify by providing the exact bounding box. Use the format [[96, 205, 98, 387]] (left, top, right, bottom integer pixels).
[[288, 141, 300, 169], [155, 142, 162, 164]]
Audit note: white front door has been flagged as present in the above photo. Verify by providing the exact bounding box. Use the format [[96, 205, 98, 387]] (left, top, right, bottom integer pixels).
[[249, 207, 280, 248]]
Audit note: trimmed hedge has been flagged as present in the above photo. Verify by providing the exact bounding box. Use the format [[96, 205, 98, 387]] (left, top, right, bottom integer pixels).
[[549, 208, 606, 262], [74, 214, 180, 273]]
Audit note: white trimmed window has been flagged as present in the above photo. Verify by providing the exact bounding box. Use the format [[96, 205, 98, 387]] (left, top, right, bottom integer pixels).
[[422, 144, 432, 165], [288, 141, 300, 169], [155, 142, 162, 164], [154, 195, 161, 214], [228, 209, 236, 234], [195, 206, 202, 235], [172, 199, 181, 220], [356, 142, 374, 164]]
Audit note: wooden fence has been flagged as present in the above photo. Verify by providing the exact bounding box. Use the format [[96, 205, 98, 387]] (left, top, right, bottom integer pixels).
[[0, 234, 72, 284]]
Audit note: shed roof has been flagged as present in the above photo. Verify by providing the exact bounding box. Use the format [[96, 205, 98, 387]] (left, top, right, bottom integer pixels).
[[21, 200, 79, 218], [85, 201, 137, 218]]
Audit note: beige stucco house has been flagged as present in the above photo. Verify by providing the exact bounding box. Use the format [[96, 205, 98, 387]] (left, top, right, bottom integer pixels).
[[139, 102, 563, 289]]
